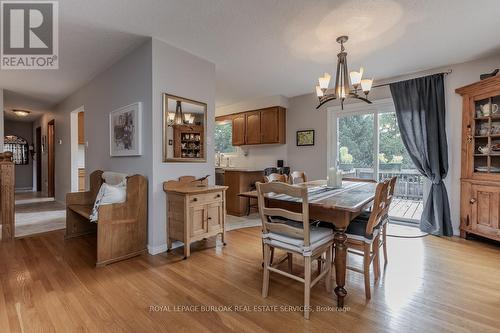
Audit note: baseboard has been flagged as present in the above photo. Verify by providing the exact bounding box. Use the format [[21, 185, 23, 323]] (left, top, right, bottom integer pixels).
[[15, 187, 34, 193], [147, 243, 168, 255]]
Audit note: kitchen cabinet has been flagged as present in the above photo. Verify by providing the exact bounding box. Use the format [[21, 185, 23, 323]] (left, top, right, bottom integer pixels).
[[78, 112, 84, 144], [232, 114, 246, 146], [223, 106, 286, 146]]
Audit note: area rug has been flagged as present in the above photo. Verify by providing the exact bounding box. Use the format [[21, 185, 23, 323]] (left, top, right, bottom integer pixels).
[[14, 201, 66, 238]]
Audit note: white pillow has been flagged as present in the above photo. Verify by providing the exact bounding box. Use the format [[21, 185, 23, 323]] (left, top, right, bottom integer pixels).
[[89, 180, 127, 222], [102, 171, 129, 186], [100, 181, 127, 205]]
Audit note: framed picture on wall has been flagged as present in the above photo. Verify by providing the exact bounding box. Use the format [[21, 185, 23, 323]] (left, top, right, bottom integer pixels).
[[296, 130, 315, 146], [109, 102, 142, 156]]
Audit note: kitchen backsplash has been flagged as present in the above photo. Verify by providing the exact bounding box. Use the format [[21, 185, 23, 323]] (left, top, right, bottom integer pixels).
[[217, 145, 287, 169]]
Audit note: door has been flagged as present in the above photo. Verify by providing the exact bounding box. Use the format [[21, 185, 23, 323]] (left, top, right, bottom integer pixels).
[[190, 205, 206, 237], [35, 127, 42, 192], [333, 103, 424, 223], [260, 108, 280, 144], [207, 202, 223, 233], [470, 184, 500, 237], [245, 111, 261, 144], [232, 114, 246, 145], [47, 120, 55, 197]]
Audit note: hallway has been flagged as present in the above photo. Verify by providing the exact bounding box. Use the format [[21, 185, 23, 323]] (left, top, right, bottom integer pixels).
[[14, 200, 65, 238]]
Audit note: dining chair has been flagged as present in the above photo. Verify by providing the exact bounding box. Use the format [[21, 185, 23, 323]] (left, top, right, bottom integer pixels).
[[345, 179, 389, 300], [290, 171, 307, 184], [355, 176, 397, 266], [256, 181, 334, 320], [265, 173, 288, 183], [264, 167, 278, 176]]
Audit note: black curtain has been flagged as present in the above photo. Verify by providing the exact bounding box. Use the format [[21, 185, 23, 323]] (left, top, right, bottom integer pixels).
[[390, 74, 453, 236]]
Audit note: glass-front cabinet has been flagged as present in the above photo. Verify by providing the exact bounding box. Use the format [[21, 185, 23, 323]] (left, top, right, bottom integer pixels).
[[457, 76, 500, 242], [472, 95, 500, 175]]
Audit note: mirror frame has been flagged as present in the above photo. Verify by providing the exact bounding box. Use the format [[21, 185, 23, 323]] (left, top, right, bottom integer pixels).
[[162, 93, 208, 163]]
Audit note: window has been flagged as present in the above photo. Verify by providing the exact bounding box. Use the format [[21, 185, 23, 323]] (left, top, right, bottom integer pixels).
[[4, 135, 29, 165], [214, 121, 236, 153], [329, 99, 424, 223]]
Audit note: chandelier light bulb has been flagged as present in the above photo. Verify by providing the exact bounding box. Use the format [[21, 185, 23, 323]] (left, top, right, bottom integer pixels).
[[361, 78, 373, 94], [315, 85, 324, 97], [318, 72, 331, 89]]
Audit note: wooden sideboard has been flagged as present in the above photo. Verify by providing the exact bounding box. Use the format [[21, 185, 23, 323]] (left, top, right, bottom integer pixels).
[[216, 106, 286, 146], [164, 177, 228, 259], [456, 75, 500, 242]]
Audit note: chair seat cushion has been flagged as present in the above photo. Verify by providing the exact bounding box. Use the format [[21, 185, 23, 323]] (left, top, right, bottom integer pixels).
[[356, 211, 390, 226], [346, 217, 380, 243], [263, 219, 334, 256]]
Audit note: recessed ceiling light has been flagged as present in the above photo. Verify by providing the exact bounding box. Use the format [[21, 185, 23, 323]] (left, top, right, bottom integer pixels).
[[13, 109, 30, 117]]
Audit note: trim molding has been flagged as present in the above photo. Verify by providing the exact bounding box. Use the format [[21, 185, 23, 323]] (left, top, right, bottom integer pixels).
[[147, 243, 168, 255]]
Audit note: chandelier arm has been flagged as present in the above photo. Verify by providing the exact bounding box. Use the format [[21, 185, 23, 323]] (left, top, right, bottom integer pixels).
[[351, 94, 373, 104], [316, 95, 338, 109]]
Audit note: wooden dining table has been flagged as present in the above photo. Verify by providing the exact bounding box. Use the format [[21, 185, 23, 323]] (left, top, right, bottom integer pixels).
[[239, 179, 377, 307]]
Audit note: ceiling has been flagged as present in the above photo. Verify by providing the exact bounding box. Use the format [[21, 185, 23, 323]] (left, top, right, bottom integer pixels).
[[1, 0, 500, 111]]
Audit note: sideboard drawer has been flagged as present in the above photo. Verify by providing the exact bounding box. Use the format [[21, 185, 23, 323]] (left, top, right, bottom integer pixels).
[[188, 192, 223, 206]]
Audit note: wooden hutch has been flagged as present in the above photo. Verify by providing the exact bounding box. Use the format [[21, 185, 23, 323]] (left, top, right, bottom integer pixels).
[[456, 75, 500, 242]]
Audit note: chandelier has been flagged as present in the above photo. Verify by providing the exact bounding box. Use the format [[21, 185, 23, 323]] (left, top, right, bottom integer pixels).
[[315, 36, 373, 109]]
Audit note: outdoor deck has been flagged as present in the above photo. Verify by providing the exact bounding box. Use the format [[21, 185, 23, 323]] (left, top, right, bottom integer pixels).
[[389, 198, 423, 222]]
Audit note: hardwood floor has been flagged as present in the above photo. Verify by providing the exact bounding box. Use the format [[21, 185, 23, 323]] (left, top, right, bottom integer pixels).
[[0, 227, 499, 332]]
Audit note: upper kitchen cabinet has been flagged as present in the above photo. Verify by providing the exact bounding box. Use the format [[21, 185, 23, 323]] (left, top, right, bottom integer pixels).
[[232, 113, 246, 146], [229, 106, 286, 146], [245, 111, 261, 145]]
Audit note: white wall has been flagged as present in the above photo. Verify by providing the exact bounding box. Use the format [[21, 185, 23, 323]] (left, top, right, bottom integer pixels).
[[286, 54, 500, 235], [149, 38, 216, 253], [215, 95, 288, 169]]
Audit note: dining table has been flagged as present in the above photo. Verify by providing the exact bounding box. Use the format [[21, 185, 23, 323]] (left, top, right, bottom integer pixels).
[[238, 179, 377, 307]]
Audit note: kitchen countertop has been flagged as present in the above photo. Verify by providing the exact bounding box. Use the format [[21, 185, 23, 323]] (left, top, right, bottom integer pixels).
[[215, 167, 264, 172]]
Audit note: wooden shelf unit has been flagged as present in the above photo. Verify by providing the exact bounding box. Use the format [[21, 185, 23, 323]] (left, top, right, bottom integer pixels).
[[456, 75, 500, 242]]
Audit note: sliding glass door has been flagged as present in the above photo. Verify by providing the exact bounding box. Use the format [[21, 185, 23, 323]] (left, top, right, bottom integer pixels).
[[331, 100, 424, 223]]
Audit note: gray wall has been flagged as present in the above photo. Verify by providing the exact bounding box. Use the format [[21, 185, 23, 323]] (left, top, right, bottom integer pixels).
[[286, 54, 500, 235], [149, 38, 216, 253], [43, 40, 153, 203], [4, 119, 33, 190]]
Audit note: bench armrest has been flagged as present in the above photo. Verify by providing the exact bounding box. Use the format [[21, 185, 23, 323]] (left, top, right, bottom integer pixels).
[[66, 191, 94, 206]]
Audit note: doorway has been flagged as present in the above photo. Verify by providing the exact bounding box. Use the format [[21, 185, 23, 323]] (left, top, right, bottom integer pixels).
[[36, 126, 42, 192], [47, 120, 55, 198]]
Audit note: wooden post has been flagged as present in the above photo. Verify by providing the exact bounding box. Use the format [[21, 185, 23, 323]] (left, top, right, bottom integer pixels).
[[0, 152, 15, 242]]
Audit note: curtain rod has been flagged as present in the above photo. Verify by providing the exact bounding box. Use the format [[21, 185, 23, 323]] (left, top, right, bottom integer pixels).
[[372, 70, 452, 89]]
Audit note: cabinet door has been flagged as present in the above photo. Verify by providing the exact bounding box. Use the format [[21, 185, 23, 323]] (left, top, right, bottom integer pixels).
[[232, 114, 246, 146], [260, 108, 280, 144], [207, 202, 223, 233], [78, 112, 84, 144], [470, 184, 500, 237], [190, 205, 206, 237], [245, 111, 261, 145]]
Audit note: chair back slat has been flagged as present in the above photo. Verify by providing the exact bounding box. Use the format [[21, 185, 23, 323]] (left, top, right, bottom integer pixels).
[[365, 180, 390, 235], [265, 173, 288, 183], [256, 181, 310, 246], [290, 171, 307, 184]]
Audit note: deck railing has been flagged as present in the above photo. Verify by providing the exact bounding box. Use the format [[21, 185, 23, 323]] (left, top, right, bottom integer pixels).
[[344, 168, 424, 200]]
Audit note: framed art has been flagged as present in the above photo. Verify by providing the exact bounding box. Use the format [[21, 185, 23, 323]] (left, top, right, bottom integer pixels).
[[296, 130, 315, 146], [109, 102, 142, 156]]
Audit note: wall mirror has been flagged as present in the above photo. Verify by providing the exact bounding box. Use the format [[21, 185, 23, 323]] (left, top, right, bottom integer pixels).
[[163, 94, 207, 162]]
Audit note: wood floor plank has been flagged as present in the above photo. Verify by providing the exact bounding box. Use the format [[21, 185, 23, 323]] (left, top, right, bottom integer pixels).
[[1, 228, 500, 332]]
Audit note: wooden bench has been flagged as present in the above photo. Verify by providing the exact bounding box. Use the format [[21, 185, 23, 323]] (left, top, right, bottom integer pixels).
[[66, 170, 148, 267]]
